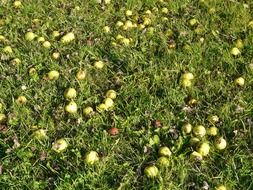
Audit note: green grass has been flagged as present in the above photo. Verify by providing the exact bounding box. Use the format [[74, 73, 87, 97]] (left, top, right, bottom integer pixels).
[[0, 0, 253, 189]]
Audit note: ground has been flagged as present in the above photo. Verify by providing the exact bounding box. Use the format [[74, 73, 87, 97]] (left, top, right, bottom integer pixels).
[[0, 0, 253, 189]]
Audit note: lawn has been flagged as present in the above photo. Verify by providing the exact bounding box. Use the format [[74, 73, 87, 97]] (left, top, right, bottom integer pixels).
[[0, 0, 253, 189]]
